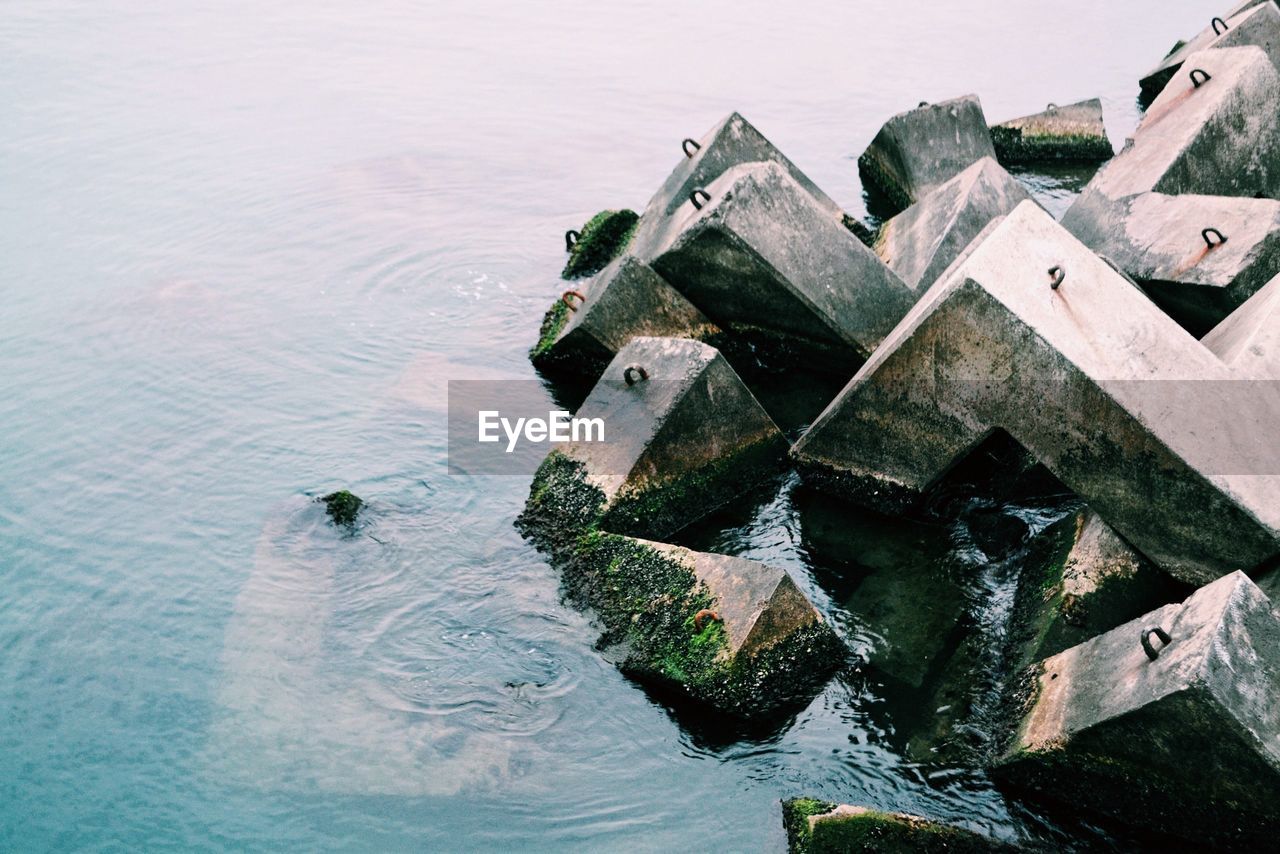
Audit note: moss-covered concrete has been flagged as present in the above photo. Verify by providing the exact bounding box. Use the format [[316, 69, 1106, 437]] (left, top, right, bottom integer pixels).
[[529, 298, 571, 362], [990, 128, 1113, 165], [782, 800, 1012, 853], [320, 490, 362, 528], [561, 209, 639, 280]]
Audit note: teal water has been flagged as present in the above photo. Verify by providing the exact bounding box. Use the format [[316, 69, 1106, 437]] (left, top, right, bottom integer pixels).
[[1, 1, 1213, 850]]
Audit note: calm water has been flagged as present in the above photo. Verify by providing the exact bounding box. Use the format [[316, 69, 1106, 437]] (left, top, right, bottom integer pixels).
[[1, 1, 1213, 850]]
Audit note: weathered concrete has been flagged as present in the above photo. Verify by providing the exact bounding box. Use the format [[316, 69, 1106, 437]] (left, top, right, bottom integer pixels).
[[561, 208, 639, 280], [1009, 509, 1188, 673], [559, 534, 843, 719], [644, 161, 917, 371], [792, 201, 1280, 584], [1139, 1, 1280, 108], [530, 255, 721, 376], [990, 98, 1113, 165], [857, 95, 998, 214], [522, 336, 786, 543], [1203, 269, 1280, 377], [629, 111, 841, 255], [1066, 46, 1280, 332], [873, 157, 1035, 292], [1064, 192, 1280, 335], [782, 800, 1014, 854], [995, 571, 1280, 848]]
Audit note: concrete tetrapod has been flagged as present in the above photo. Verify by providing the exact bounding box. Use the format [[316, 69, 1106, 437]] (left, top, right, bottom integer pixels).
[[994, 571, 1280, 849], [1202, 269, 1280, 377], [792, 201, 1280, 584], [1064, 45, 1280, 332], [629, 110, 842, 256], [857, 95, 997, 214], [561, 535, 843, 719], [1138, 0, 1280, 108], [873, 157, 1035, 293], [645, 161, 917, 372], [782, 800, 1014, 854], [529, 255, 722, 377], [522, 336, 787, 545], [989, 97, 1113, 166]]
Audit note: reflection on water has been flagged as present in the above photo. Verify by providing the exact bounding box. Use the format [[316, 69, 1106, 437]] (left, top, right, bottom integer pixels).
[[1, 0, 1214, 849]]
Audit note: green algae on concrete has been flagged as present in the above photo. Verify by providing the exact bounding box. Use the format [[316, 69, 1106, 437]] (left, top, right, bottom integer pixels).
[[529, 297, 571, 362], [320, 490, 363, 528], [782, 800, 1012, 853], [561, 209, 639, 280], [989, 99, 1113, 166], [559, 533, 844, 719]]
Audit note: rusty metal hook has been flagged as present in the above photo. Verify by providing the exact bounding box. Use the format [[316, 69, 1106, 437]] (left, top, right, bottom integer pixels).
[[564, 230, 580, 253], [1141, 626, 1172, 661], [1048, 265, 1065, 290], [690, 189, 711, 211], [561, 289, 586, 311], [693, 609, 722, 632], [1190, 68, 1213, 88], [682, 138, 701, 158], [623, 365, 648, 386], [1211, 16, 1228, 36], [1046, 102, 1059, 111], [1202, 227, 1228, 248]]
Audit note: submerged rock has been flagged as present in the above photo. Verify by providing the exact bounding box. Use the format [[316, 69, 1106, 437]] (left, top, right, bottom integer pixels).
[[990, 98, 1113, 165], [529, 255, 721, 377], [561, 209, 639, 280], [873, 157, 1034, 292], [793, 201, 1280, 584], [320, 490, 363, 528], [521, 336, 786, 545], [994, 571, 1280, 849], [645, 160, 916, 372], [857, 95, 997, 214], [563, 534, 843, 719], [1138, 0, 1280, 108], [782, 799, 1013, 854]]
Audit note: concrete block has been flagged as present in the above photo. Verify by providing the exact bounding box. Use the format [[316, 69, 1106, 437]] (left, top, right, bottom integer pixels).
[[994, 571, 1280, 848], [645, 161, 918, 371], [990, 98, 1113, 165], [1203, 269, 1280, 377], [561, 534, 843, 719], [782, 799, 1014, 854], [529, 255, 722, 377], [522, 336, 786, 543], [1064, 192, 1280, 335], [561, 208, 639, 280], [1139, 1, 1280, 107], [792, 201, 1280, 584], [874, 157, 1035, 292], [629, 111, 841, 255], [857, 95, 997, 213]]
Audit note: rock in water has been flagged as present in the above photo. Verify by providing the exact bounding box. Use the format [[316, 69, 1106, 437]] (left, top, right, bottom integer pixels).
[[990, 98, 1113, 165], [857, 95, 997, 214], [320, 490, 363, 527], [782, 799, 1015, 853], [994, 571, 1280, 849]]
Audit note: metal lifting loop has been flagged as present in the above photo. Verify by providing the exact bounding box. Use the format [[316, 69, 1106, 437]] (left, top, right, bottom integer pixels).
[[1141, 626, 1172, 661], [1046, 102, 1058, 111], [690, 189, 711, 211], [1212, 16, 1228, 36], [561, 289, 586, 311], [1190, 68, 1213, 88], [564, 230, 580, 253], [918, 100, 929, 108], [623, 365, 648, 386], [682, 138, 701, 158], [1048, 265, 1065, 290], [693, 609, 722, 632], [1202, 227, 1228, 249]]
